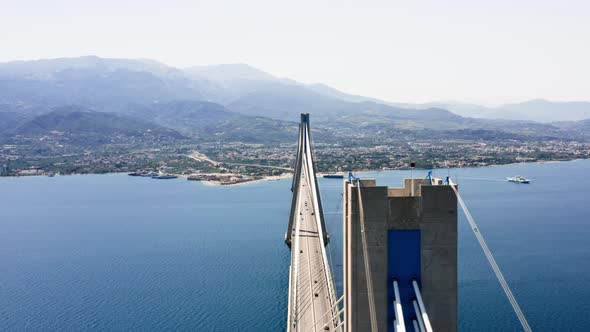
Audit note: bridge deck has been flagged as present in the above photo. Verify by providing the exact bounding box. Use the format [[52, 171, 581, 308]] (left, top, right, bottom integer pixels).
[[289, 163, 338, 332]]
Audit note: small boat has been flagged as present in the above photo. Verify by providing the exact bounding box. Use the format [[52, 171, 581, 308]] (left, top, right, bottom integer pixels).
[[507, 175, 530, 184], [323, 173, 344, 179], [128, 172, 142, 176]]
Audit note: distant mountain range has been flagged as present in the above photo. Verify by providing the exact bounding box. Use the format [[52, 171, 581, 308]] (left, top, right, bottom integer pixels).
[[13, 106, 182, 137], [129, 100, 299, 143], [0, 56, 588, 145], [393, 100, 590, 123]]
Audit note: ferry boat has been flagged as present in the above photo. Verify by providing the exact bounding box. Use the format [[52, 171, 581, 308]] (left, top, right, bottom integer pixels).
[[129, 171, 158, 177], [141, 172, 158, 177], [152, 171, 178, 180], [152, 174, 177, 179], [507, 175, 530, 184]]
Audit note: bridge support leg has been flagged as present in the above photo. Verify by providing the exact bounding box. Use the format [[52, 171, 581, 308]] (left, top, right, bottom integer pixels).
[[343, 178, 457, 332]]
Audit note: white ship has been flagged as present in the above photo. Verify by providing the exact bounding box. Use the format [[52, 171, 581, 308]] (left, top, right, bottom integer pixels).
[[507, 175, 530, 184]]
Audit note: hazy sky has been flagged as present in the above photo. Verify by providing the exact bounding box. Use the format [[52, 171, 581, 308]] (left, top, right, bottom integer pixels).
[[1, 0, 588, 105]]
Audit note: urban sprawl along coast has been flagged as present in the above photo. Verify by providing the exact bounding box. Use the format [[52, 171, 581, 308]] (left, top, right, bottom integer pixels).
[[2, 132, 588, 185]]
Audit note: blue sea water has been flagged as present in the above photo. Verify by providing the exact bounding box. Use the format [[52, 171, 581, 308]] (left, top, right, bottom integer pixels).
[[1, 160, 589, 331]]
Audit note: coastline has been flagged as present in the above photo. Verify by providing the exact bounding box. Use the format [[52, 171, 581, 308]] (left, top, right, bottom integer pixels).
[[1, 158, 587, 183], [348, 158, 586, 175], [200, 173, 293, 187]]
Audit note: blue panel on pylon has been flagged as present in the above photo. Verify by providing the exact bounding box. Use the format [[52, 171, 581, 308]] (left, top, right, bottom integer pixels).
[[387, 230, 421, 332]]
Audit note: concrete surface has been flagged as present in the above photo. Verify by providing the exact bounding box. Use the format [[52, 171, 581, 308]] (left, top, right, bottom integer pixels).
[[343, 178, 458, 332]]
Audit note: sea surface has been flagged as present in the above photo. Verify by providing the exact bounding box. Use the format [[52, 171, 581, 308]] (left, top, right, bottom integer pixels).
[[1, 160, 589, 331]]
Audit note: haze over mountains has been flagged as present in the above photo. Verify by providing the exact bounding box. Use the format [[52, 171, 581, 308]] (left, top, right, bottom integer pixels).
[[0, 56, 588, 143], [392, 100, 590, 123]]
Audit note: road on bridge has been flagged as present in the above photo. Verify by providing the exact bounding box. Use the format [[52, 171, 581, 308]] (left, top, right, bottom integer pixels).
[[287, 114, 340, 332]]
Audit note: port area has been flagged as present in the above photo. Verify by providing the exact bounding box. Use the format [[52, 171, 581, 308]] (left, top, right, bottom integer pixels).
[[128, 170, 287, 186], [186, 172, 291, 186]]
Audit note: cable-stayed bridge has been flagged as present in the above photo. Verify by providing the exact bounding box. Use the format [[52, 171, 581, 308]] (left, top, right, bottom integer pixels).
[[286, 114, 341, 332], [284, 113, 531, 332]]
